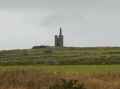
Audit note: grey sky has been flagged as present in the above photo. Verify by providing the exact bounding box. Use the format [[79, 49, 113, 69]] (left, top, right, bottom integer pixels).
[[0, 0, 120, 49]]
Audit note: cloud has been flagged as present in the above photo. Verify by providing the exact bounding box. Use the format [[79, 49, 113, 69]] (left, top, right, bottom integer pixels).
[[40, 14, 65, 27], [40, 11, 86, 28]]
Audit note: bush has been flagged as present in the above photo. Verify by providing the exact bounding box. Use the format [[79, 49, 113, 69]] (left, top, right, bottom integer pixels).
[[49, 79, 86, 89]]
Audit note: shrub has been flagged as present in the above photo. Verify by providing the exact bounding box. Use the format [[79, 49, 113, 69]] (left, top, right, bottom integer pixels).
[[49, 79, 86, 89]]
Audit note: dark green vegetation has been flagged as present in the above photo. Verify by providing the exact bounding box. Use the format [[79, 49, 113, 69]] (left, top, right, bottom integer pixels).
[[0, 47, 120, 65], [49, 79, 86, 89]]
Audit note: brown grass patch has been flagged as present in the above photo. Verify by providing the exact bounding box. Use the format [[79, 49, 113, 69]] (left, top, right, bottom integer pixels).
[[0, 69, 119, 89]]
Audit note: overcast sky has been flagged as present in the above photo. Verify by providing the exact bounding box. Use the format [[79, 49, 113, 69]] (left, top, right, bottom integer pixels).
[[0, 0, 120, 49]]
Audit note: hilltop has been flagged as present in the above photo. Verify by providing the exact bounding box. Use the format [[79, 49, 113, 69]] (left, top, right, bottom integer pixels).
[[0, 47, 120, 65]]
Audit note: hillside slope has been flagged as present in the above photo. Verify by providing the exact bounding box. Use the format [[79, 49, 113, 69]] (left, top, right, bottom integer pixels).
[[0, 47, 120, 65]]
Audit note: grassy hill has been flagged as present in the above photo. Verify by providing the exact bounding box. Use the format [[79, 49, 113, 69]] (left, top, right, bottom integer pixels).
[[0, 47, 120, 65]]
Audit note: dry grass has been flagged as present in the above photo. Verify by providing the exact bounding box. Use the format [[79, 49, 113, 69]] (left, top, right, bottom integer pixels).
[[0, 69, 119, 89]]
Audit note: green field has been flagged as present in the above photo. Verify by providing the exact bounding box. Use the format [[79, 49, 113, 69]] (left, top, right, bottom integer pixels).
[[0, 65, 120, 74], [0, 47, 120, 64]]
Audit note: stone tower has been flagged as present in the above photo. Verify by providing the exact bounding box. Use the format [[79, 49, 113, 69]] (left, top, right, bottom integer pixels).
[[55, 27, 64, 47]]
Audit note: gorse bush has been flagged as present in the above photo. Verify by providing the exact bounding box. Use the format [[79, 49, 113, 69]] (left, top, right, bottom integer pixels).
[[49, 79, 86, 89]]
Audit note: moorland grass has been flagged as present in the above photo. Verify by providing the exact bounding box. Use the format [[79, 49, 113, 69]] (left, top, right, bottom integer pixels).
[[0, 67, 119, 89], [1, 47, 120, 65]]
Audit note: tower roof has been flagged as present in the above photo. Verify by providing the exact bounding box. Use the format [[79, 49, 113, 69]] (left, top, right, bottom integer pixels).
[[59, 27, 62, 35]]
